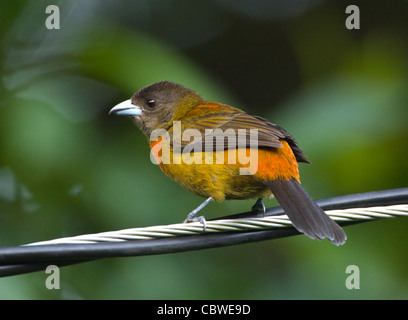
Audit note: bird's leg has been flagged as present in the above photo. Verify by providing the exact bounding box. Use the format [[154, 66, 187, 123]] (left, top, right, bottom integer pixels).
[[183, 197, 213, 231], [251, 197, 266, 216]]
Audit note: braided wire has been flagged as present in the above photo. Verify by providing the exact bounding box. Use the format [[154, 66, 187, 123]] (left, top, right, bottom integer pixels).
[[26, 204, 408, 246]]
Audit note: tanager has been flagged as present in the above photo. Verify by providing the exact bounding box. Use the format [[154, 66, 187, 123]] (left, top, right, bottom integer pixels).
[[109, 81, 346, 245]]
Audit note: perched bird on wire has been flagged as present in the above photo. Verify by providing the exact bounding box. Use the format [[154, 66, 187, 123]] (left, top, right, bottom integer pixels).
[[109, 81, 346, 245]]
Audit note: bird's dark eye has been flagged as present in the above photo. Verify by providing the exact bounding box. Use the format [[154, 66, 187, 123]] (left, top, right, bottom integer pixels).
[[147, 99, 156, 108]]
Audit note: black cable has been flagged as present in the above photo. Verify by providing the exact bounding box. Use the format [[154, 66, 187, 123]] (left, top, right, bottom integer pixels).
[[0, 188, 407, 278], [223, 187, 408, 219]]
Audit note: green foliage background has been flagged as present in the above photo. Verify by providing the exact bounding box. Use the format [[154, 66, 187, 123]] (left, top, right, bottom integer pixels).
[[0, 0, 407, 299]]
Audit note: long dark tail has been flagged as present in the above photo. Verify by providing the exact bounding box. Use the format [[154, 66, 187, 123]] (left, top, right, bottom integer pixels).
[[266, 179, 347, 246]]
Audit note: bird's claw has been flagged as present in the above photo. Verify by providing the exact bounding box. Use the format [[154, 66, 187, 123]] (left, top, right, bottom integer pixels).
[[183, 216, 207, 231], [251, 198, 266, 216]]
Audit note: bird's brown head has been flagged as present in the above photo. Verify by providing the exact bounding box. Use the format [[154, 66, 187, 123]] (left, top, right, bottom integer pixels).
[[109, 81, 204, 137]]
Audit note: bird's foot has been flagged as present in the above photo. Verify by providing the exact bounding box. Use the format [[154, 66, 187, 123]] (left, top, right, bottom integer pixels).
[[183, 215, 207, 231], [251, 198, 266, 216], [183, 197, 212, 231]]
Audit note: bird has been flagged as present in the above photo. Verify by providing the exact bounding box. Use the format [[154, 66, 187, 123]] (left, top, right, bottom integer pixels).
[[109, 81, 346, 245]]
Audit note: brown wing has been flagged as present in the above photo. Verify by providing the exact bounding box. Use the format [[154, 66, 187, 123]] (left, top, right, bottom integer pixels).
[[168, 104, 309, 163]]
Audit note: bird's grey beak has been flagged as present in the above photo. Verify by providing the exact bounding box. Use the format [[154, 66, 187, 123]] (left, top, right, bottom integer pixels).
[[109, 99, 142, 116]]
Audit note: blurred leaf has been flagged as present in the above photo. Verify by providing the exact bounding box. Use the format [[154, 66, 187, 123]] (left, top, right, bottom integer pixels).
[[78, 25, 237, 104]]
